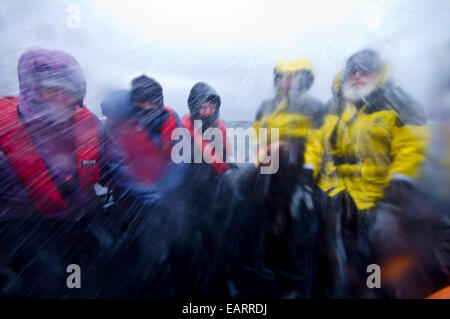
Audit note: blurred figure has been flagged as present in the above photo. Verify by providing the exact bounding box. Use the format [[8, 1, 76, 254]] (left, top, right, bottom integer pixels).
[[305, 72, 344, 195], [249, 58, 325, 298], [252, 58, 324, 201], [0, 48, 122, 297], [172, 82, 250, 298], [181, 82, 231, 178], [405, 41, 450, 299], [323, 49, 431, 297], [101, 75, 185, 209], [98, 75, 197, 297], [304, 71, 347, 297], [253, 58, 324, 160], [422, 41, 450, 197]]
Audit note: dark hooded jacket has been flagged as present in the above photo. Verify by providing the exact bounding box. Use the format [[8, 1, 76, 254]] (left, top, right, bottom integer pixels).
[[186, 82, 222, 131], [182, 82, 230, 177]]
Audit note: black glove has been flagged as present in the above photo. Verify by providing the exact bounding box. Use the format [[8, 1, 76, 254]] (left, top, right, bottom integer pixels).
[[379, 179, 433, 222], [381, 179, 415, 207], [298, 168, 315, 192]]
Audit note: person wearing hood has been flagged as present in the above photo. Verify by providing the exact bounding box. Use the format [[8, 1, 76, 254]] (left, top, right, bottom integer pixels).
[[253, 58, 324, 163], [321, 49, 431, 297], [0, 48, 122, 219], [302, 72, 349, 297], [249, 58, 325, 297], [181, 82, 231, 177], [0, 48, 123, 297], [101, 75, 185, 212], [331, 49, 430, 212]]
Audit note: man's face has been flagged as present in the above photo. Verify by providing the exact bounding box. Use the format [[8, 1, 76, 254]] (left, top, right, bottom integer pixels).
[[346, 69, 378, 88], [275, 71, 312, 95], [198, 101, 216, 118], [278, 75, 293, 95], [342, 68, 380, 102], [39, 86, 77, 122], [40, 86, 77, 109], [135, 100, 159, 110]]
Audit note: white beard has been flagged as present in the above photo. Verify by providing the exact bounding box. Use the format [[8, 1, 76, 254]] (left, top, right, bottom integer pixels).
[[342, 76, 378, 102]]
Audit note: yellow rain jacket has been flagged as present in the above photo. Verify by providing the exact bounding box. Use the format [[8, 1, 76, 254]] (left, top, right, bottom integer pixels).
[[333, 81, 430, 210], [306, 71, 430, 210], [305, 72, 344, 194], [304, 112, 344, 194], [252, 58, 324, 161]]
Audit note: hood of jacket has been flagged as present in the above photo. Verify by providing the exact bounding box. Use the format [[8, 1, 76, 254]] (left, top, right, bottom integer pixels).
[[17, 48, 86, 122], [187, 82, 221, 129]]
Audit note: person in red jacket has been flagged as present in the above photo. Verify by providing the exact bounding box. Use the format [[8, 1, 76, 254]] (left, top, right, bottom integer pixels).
[[101, 75, 186, 226], [181, 82, 231, 177], [0, 48, 123, 297]]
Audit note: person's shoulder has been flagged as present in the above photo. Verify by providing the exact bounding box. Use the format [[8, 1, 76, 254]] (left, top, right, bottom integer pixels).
[[0, 96, 18, 104], [290, 94, 323, 115], [83, 106, 110, 137], [79, 106, 98, 121], [255, 98, 276, 121], [180, 113, 191, 122], [324, 96, 343, 116], [302, 95, 324, 109], [294, 93, 323, 113], [180, 113, 193, 128], [378, 82, 427, 126], [164, 105, 178, 115], [307, 97, 330, 129], [163, 106, 183, 128]]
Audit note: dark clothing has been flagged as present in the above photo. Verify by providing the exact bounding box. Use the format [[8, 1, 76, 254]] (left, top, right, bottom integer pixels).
[[188, 82, 221, 131]]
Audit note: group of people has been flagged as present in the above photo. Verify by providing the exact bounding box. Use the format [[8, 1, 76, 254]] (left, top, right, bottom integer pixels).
[[0, 47, 448, 298], [251, 49, 449, 298]]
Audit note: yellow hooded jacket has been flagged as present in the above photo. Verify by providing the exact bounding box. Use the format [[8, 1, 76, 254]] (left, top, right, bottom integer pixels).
[[304, 72, 344, 194], [331, 75, 429, 210], [252, 58, 324, 160], [306, 68, 431, 210]]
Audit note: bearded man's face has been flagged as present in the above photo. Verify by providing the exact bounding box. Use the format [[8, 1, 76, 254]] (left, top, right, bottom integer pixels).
[[342, 69, 379, 102]]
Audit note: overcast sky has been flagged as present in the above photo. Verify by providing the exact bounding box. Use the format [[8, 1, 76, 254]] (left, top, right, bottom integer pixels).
[[1, 0, 449, 120]]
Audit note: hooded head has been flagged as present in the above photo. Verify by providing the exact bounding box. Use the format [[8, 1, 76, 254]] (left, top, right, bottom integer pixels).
[[187, 82, 221, 129], [273, 58, 314, 96], [342, 49, 385, 102], [17, 48, 86, 123], [129, 75, 168, 131], [130, 75, 164, 110]]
